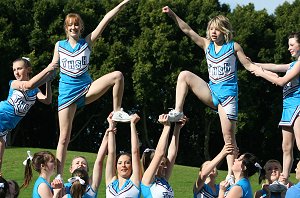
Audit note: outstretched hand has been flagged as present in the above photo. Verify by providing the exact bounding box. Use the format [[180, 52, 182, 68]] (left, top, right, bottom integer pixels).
[[221, 143, 235, 156], [51, 178, 63, 189], [158, 114, 170, 126], [162, 6, 173, 15], [219, 180, 230, 192], [251, 66, 264, 77], [47, 62, 58, 72], [130, 113, 140, 124], [107, 112, 116, 130], [175, 115, 188, 128]]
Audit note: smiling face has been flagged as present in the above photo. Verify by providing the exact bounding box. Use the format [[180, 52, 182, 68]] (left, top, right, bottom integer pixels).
[[264, 161, 282, 183], [288, 37, 300, 58], [117, 154, 132, 179], [12, 60, 30, 81], [64, 14, 84, 39]]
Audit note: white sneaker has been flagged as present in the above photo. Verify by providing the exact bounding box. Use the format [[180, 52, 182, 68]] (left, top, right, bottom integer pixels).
[[112, 108, 131, 122], [268, 180, 287, 192], [167, 109, 184, 122], [226, 175, 235, 186]]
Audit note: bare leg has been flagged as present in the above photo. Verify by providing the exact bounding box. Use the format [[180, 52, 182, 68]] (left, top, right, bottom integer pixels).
[[282, 126, 294, 180], [0, 137, 5, 171], [56, 104, 77, 176], [218, 105, 237, 177], [293, 117, 300, 151], [174, 71, 214, 112], [85, 71, 124, 111]]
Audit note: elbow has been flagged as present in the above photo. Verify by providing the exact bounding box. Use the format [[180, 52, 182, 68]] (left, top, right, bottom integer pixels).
[[44, 99, 52, 105], [275, 79, 286, 87], [131, 147, 139, 156]]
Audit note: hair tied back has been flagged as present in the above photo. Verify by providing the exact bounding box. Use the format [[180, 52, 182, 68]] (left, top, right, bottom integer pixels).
[[22, 57, 30, 62], [23, 150, 33, 166]]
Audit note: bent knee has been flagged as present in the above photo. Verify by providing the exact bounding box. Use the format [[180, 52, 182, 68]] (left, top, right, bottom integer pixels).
[[112, 71, 124, 80], [178, 70, 192, 81]]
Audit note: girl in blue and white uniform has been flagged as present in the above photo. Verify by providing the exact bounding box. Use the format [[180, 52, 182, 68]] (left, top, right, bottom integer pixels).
[[252, 32, 300, 185], [0, 58, 56, 170], [51, 0, 132, 177], [162, 6, 259, 184], [22, 151, 63, 198], [63, 169, 89, 198], [193, 143, 234, 198], [218, 153, 261, 198], [141, 114, 187, 198], [64, 116, 109, 198], [105, 113, 141, 198]]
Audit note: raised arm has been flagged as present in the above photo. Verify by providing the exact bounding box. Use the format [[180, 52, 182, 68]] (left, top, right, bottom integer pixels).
[[162, 6, 209, 50], [253, 61, 300, 86], [11, 62, 57, 91], [194, 143, 234, 194], [129, 114, 141, 187], [234, 42, 260, 72], [90, 124, 109, 192], [246, 56, 289, 72], [86, 0, 130, 46], [165, 116, 187, 180], [141, 114, 171, 186], [105, 113, 117, 185]]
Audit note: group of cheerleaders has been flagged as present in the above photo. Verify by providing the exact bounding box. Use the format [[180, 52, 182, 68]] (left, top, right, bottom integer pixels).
[[0, 0, 300, 197]]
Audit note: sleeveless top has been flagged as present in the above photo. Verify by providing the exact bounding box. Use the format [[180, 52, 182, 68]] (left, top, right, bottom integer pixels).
[[0, 80, 39, 132], [205, 41, 238, 96], [141, 177, 174, 198], [106, 179, 140, 198]]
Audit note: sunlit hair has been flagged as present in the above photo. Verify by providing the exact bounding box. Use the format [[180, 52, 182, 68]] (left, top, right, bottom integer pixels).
[[70, 169, 89, 198], [288, 32, 300, 44], [0, 176, 9, 198], [206, 15, 233, 43], [70, 156, 89, 172], [21, 151, 56, 188], [64, 13, 84, 38], [240, 152, 259, 178], [141, 149, 155, 172], [259, 159, 282, 184]]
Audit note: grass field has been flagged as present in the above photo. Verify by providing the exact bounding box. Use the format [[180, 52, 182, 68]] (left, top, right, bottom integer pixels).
[[3, 147, 297, 197]]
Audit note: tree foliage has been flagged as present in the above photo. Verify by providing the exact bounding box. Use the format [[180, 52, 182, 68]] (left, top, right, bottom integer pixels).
[[1, 0, 299, 167]]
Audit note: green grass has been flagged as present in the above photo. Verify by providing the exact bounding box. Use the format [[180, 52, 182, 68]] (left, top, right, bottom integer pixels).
[[3, 147, 297, 197]]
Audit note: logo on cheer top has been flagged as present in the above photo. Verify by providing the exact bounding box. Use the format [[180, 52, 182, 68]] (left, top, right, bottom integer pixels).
[[61, 56, 87, 70], [9, 90, 36, 116], [209, 62, 231, 77]]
